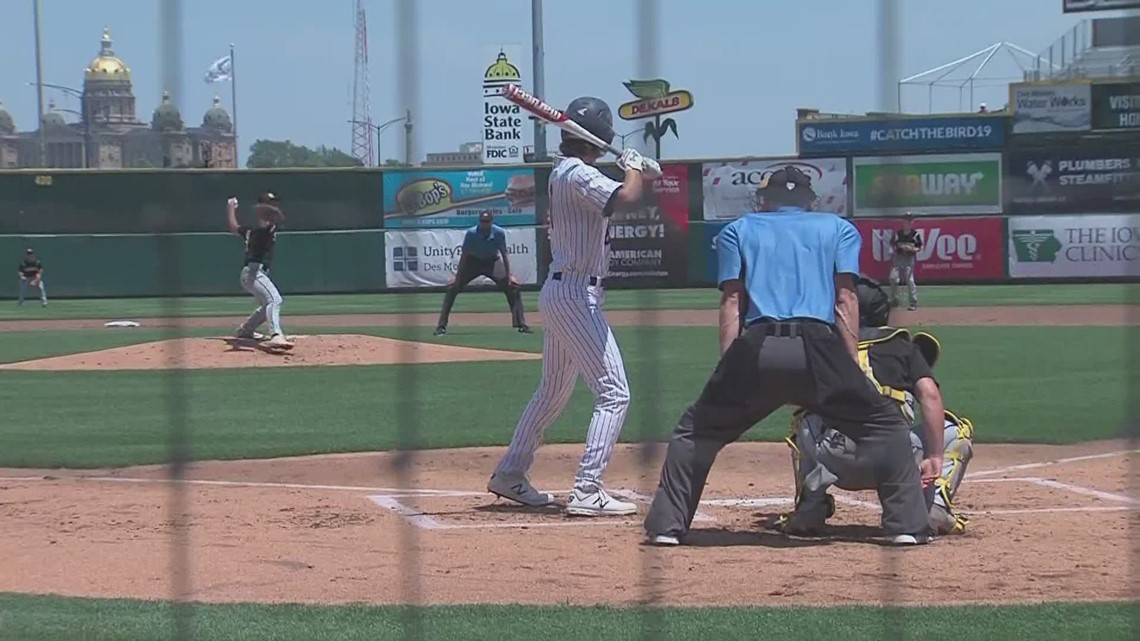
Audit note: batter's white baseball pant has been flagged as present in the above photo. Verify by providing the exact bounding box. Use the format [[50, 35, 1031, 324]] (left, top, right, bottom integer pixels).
[[496, 273, 631, 491]]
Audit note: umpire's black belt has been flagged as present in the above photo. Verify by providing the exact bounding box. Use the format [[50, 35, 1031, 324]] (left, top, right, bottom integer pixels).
[[551, 271, 603, 287], [747, 318, 832, 338]]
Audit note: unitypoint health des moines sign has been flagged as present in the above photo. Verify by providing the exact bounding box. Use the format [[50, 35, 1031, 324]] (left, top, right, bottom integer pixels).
[[797, 114, 1006, 155]]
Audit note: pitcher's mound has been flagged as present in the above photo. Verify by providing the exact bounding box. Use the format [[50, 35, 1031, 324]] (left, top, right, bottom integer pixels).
[[0, 334, 542, 371]]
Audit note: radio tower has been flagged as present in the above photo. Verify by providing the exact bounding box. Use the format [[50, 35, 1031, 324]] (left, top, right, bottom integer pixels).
[[350, 0, 374, 166]]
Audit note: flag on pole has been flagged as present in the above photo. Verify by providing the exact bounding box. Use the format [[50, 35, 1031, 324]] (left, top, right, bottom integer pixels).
[[204, 55, 233, 83]]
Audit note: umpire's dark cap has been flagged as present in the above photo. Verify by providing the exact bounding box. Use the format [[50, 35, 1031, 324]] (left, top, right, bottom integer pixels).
[[758, 165, 817, 202], [479, 211, 493, 222]]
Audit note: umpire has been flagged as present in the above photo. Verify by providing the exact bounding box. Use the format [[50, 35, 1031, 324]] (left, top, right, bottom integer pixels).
[[434, 211, 530, 335], [644, 165, 934, 546]]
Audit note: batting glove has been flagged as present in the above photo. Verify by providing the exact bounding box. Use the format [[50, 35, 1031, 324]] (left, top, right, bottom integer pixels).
[[642, 157, 663, 180], [618, 148, 647, 173]]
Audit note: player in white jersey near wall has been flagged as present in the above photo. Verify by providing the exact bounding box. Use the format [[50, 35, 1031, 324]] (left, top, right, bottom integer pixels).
[[487, 96, 663, 516]]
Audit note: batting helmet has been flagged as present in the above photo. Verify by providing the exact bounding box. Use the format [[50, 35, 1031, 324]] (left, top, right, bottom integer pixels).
[[562, 96, 614, 149], [856, 274, 891, 327]]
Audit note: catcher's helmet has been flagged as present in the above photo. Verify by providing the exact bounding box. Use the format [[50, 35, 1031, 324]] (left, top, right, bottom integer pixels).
[[856, 274, 891, 327], [562, 96, 614, 149]]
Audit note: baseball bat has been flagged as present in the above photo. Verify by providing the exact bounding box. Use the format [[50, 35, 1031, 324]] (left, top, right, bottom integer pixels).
[[502, 84, 624, 158]]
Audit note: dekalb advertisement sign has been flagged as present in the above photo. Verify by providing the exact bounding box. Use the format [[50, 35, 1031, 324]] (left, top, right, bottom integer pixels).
[[1009, 214, 1140, 278], [855, 217, 1005, 282], [852, 153, 1003, 216], [797, 114, 1006, 155], [1091, 82, 1140, 130], [1005, 148, 1140, 214]]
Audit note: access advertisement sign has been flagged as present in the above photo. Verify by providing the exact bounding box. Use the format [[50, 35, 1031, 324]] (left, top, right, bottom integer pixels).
[[854, 216, 1005, 282], [797, 115, 1005, 155], [1091, 81, 1140, 130], [701, 157, 849, 220], [852, 153, 1003, 216], [1008, 214, 1140, 279], [1005, 148, 1140, 214]]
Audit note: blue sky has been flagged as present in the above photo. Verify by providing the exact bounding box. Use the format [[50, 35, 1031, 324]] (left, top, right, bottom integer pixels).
[[0, 1, 1095, 165]]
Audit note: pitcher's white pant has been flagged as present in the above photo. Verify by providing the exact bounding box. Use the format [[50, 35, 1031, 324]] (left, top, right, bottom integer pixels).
[[889, 255, 918, 307], [238, 263, 284, 336], [495, 273, 631, 491]]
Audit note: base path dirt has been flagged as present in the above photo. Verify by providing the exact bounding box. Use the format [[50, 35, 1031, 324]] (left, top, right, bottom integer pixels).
[[0, 334, 540, 371], [0, 441, 1135, 608], [0, 304, 1135, 333]]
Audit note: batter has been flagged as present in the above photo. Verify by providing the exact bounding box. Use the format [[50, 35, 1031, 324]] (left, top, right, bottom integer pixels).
[[488, 95, 663, 517], [228, 193, 292, 350]]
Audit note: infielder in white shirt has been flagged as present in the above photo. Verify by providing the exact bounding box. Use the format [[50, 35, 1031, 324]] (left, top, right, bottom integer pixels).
[[488, 96, 663, 516]]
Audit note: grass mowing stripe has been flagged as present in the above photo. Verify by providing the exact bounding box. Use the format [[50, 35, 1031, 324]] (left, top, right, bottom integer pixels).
[[0, 593, 1133, 641], [0, 326, 1128, 468], [0, 283, 1134, 321]]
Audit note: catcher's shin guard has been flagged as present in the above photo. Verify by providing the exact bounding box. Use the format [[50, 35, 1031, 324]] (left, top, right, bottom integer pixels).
[[932, 411, 975, 534]]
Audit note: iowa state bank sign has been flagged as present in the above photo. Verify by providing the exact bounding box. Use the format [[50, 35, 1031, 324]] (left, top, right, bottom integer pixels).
[[797, 114, 1007, 155]]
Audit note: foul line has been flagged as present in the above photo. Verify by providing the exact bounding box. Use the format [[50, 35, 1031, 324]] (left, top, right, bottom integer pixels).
[[0, 475, 483, 496], [972, 449, 1140, 478]]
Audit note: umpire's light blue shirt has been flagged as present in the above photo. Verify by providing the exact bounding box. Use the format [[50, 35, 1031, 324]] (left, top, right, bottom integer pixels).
[[715, 207, 861, 325], [462, 224, 507, 260]]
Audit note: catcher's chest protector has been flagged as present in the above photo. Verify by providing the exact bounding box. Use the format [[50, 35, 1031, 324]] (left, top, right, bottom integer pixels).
[[857, 327, 916, 421]]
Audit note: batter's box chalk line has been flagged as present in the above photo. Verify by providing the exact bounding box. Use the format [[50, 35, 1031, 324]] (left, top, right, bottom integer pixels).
[[366, 486, 715, 531]]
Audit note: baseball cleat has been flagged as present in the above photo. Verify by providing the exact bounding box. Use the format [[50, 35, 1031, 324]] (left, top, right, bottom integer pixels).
[[889, 533, 933, 546], [487, 473, 556, 507], [517, 325, 533, 334], [235, 328, 267, 341], [646, 533, 680, 546], [433, 326, 447, 336], [565, 487, 637, 517], [266, 333, 294, 349]]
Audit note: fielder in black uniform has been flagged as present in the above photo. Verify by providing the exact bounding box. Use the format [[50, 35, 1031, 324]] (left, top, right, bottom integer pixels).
[[17, 248, 47, 307], [890, 213, 922, 310], [228, 193, 292, 350], [434, 211, 529, 335]]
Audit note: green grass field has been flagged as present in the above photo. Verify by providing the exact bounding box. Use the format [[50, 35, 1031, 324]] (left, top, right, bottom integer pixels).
[[0, 285, 1134, 640], [0, 593, 1134, 641], [0, 282, 1136, 321], [0, 325, 1129, 468]]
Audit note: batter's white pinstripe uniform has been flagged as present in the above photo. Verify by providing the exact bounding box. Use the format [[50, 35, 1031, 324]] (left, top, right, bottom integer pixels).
[[495, 155, 631, 492]]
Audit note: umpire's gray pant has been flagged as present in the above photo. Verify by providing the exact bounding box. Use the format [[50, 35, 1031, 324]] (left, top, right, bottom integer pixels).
[[239, 263, 284, 336]]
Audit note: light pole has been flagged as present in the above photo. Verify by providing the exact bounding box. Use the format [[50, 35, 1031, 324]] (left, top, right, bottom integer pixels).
[[348, 113, 410, 166], [615, 128, 646, 149], [30, 81, 91, 168]]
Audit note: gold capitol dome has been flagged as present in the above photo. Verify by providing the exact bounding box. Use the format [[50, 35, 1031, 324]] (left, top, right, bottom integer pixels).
[[484, 50, 520, 81], [85, 26, 131, 79]]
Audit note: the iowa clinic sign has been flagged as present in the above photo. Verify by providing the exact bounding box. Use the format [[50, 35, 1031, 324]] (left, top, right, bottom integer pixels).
[[481, 47, 526, 164]]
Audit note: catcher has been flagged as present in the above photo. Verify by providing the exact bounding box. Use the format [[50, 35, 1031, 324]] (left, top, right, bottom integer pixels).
[[890, 212, 922, 310], [777, 275, 975, 537]]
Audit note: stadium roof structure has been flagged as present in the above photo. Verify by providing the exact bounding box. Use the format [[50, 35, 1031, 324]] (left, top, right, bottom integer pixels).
[[897, 41, 1062, 114]]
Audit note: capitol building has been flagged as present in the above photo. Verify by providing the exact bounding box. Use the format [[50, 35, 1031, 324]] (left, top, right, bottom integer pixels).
[[0, 28, 237, 169]]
